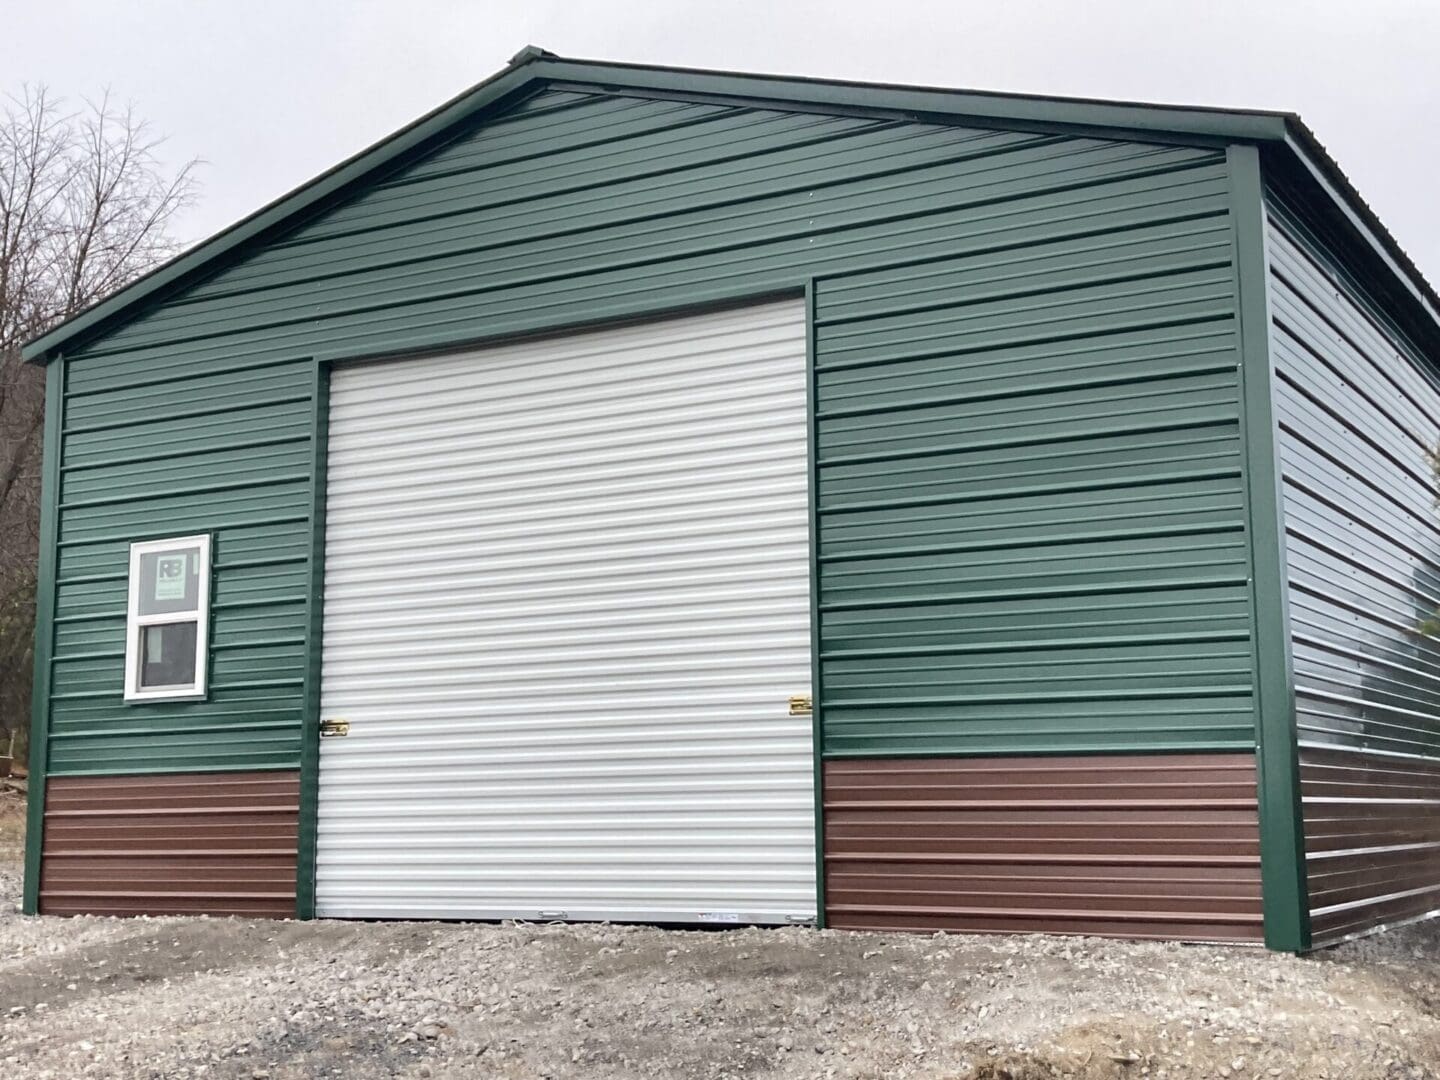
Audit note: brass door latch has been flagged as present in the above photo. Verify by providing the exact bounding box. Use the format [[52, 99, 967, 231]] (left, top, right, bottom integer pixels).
[[789, 695, 813, 716], [320, 718, 350, 737]]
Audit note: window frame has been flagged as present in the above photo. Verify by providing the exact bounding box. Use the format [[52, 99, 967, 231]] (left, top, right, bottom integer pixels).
[[123, 533, 212, 702]]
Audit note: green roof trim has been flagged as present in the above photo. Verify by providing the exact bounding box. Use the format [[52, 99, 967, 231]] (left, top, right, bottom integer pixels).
[[22, 46, 1440, 363]]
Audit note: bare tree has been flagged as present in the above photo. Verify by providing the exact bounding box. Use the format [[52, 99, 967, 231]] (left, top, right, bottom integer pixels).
[[0, 86, 197, 765]]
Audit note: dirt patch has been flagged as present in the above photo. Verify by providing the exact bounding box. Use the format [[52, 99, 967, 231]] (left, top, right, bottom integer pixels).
[[2, 810, 1440, 1079], [0, 788, 22, 919], [0, 786, 23, 856]]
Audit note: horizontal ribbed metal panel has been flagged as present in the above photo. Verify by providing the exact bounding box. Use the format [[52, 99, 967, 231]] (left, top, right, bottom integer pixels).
[[62, 91, 1230, 383], [316, 300, 815, 923], [39, 770, 298, 917], [45, 354, 314, 776], [1266, 193, 1440, 944], [824, 753, 1262, 941], [814, 207, 1251, 756], [1300, 746, 1440, 943]]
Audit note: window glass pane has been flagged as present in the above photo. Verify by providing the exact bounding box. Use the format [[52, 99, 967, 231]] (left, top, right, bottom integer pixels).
[[137, 547, 202, 616], [139, 621, 198, 690]]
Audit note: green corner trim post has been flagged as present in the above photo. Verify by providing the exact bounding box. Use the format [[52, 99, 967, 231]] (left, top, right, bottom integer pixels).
[[22, 355, 65, 915], [1228, 143, 1311, 952], [295, 359, 330, 919]]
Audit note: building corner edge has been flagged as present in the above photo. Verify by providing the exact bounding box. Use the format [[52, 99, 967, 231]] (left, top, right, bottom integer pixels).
[[22, 355, 65, 916], [1228, 143, 1310, 952]]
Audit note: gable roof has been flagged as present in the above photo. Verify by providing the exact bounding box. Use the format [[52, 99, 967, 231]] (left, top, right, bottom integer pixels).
[[23, 45, 1440, 363]]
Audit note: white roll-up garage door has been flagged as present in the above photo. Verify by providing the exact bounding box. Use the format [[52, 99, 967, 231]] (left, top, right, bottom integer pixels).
[[315, 300, 815, 923]]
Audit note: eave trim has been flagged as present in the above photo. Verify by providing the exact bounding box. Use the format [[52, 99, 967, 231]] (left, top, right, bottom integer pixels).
[[21, 53, 544, 363]]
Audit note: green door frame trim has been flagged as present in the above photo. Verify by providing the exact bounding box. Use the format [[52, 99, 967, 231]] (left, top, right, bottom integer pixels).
[[1228, 143, 1310, 953], [295, 358, 329, 919], [22, 355, 65, 916], [805, 279, 826, 928]]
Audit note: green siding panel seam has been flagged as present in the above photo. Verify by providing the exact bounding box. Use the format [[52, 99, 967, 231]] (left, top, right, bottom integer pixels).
[[55, 515, 310, 551], [59, 473, 313, 511], [61, 394, 313, 437], [1228, 144, 1308, 952], [62, 353, 315, 401]]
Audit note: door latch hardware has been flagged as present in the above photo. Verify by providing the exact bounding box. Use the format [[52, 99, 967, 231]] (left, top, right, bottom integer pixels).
[[320, 718, 350, 737], [789, 695, 813, 716]]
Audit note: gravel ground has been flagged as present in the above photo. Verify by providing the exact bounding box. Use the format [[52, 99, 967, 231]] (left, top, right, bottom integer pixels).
[[3, 791, 1440, 1079]]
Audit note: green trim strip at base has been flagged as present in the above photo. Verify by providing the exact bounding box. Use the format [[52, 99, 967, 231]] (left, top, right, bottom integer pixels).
[[1228, 143, 1309, 952], [23, 356, 66, 915]]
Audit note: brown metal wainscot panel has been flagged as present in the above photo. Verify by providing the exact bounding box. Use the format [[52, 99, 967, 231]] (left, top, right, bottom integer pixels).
[[39, 771, 299, 917], [1302, 746, 1440, 945], [824, 753, 1262, 942]]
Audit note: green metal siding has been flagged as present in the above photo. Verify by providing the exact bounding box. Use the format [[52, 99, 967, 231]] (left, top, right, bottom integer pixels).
[[1265, 190, 1440, 943], [47, 356, 314, 775], [64, 93, 1233, 371], [1268, 205, 1440, 756], [813, 208, 1252, 755], [42, 86, 1253, 777]]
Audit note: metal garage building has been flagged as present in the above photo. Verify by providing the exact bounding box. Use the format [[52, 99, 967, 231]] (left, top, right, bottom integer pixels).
[[20, 48, 1440, 951]]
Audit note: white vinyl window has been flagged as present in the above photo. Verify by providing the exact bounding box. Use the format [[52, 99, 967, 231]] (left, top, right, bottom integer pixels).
[[124, 534, 211, 701]]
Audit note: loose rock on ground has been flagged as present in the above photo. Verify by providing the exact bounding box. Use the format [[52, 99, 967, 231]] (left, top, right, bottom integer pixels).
[[2, 794, 1439, 1078]]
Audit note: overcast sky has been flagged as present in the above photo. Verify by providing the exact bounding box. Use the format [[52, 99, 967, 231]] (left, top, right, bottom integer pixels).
[[4, 0, 1437, 282]]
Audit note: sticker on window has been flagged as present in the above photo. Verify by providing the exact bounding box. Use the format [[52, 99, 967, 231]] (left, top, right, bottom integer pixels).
[[153, 554, 189, 601]]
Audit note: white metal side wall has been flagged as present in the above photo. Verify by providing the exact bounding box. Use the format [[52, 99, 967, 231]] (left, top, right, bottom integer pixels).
[[315, 300, 816, 922]]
